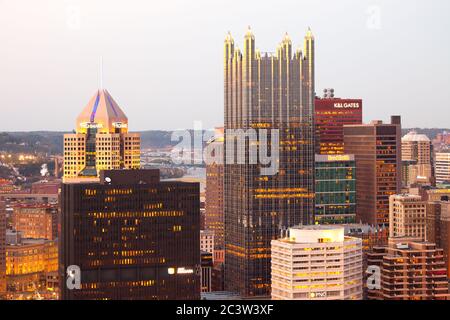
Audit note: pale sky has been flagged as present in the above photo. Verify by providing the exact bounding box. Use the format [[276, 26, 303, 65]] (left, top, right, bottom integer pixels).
[[0, 0, 449, 131]]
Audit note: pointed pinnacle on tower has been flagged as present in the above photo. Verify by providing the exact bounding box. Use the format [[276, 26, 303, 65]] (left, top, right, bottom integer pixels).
[[306, 27, 314, 39], [295, 48, 303, 59], [282, 32, 292, 45], [225, 31, 234, 43], [245, 25, 254, 39]]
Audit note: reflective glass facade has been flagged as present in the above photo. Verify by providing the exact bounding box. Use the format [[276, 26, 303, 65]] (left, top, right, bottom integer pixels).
[[205, 137, 225, 251], [343, 117, 402, 227], [315, 155, 356, 224], [315, 97, 362, 155], [60, 169, 200, 300], [224, 29, 315, 297]]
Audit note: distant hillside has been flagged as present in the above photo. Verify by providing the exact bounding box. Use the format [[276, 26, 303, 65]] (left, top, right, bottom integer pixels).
[[140, 130, 214, 149], [1, 128, 448, 156], [0, 131, 66, 155], [139, 130, 180, 149], [0, 130, 215, 155]]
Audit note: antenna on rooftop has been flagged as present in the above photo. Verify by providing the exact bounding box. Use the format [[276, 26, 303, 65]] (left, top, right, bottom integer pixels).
[[99, 56, 103, 90]]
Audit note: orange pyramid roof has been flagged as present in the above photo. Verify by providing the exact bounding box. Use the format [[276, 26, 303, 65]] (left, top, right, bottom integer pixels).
[[76, 89, 128, 133]]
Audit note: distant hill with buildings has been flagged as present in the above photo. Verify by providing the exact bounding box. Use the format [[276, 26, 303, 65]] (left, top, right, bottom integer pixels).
[[0, 128, 448, 156], [0, 131, 65, 155], [0, 129, 216, 155], [401, 128, 449, 139]]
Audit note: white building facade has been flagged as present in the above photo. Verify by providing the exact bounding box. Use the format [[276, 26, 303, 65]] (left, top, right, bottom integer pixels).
[[436, 152, 450, 184], [271, 225, 363, 300]]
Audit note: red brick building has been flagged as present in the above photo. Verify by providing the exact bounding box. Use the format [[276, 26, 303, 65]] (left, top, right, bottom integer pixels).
[[315, 90, 362, 155]]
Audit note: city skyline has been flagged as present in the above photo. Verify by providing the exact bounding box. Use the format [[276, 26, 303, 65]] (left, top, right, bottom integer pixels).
[[1, 0, 450, 132], [1, 0, 450, 304]]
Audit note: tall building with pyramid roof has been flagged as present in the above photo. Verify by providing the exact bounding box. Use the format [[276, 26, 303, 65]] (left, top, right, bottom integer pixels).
[[63, 89, 140, 183]]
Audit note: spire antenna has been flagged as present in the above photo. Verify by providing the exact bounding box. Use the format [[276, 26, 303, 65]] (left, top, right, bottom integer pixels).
[[99, 56, 103, 90]]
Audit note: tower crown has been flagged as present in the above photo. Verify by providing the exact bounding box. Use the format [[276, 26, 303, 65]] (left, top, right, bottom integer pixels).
[[76, 89, 128, 134], [225, 31, 234, 43], [282, 32, 291, 44], [245, 26, 254, 39]]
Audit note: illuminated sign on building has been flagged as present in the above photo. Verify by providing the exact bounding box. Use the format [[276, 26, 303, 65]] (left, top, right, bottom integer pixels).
[[79, 122, 103, 129], [168, 267, 194, 275], [327, 155, 351, 161], [310, 291, 327, 298], [430, 189, 450, 194], [334, 102, 360, 109], [316, 154, 355, 162], [113, 122, 128, 129], [315, 97, 363, 156]]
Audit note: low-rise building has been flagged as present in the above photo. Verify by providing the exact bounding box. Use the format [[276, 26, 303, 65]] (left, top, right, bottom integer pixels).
[[6, 237, 58, 300], [11, 203, 58, 240], [367, 237, 449, 300], [389, 194, 427, 241], [0, 201, 6, 299], [200, 230, 214, 256]]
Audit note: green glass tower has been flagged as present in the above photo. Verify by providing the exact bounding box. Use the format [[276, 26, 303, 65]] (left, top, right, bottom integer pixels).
[[315, 154, 356, 224]]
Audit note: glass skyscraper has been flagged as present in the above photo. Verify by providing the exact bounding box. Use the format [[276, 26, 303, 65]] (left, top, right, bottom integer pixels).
[[315, 155, 356, 224], [224, 28, 315, 297], [343, 116, 402, 227]]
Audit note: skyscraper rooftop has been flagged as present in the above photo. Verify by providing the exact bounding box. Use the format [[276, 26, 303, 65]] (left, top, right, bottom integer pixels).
[[402, 131, 430, 142], [76, 89, 128, 134], [63, 89, 140, 182]]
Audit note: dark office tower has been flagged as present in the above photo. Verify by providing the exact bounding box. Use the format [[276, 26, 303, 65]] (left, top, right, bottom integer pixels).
[[200, 251, 213, 293], [205, 127, 225, 254], [426, 201, 442, 246], [315, 89, 363, 155], [60, 169, 200, 300], [224, 28, 315, 297], [344, 116, 402, 227]]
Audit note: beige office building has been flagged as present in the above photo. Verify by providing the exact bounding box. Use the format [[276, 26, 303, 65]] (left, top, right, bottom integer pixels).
[[402, 131, 432, 165], [271, 226, 363, 300], [11, 204, 58, 240], [389, 194, 427, 241], [200, 230, 215, 256], [63, 89, 140, 183], [436, 152, 450, 184], [401, 131, 433, 185]]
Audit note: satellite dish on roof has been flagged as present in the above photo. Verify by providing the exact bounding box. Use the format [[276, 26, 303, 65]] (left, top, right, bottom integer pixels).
[[105, 177, 111, 183]]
